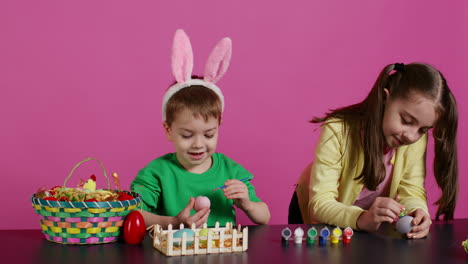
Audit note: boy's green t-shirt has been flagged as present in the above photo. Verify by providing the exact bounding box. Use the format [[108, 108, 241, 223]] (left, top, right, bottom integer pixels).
[[131, 153, 262, 227]]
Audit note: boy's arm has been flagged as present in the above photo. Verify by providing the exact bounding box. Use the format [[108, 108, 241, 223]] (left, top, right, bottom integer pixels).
[[140, 197, 211, 229], [239, 201, 270, 225], [140, 210, 177, 229], [131, 170, 176, 228], [223, 179, 271, 225], [131, 167, 210, 228]]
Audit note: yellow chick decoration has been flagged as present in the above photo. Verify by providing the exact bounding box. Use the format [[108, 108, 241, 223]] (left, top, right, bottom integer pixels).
[[83, 175, 97, 192]]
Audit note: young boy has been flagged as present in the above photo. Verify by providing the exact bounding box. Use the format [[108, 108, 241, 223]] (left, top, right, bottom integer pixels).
[[131, 30, 270, 228]]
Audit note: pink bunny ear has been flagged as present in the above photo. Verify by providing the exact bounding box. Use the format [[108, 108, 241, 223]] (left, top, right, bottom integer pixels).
[[204, 37, 232, 83], [171, 29, 193, 83]]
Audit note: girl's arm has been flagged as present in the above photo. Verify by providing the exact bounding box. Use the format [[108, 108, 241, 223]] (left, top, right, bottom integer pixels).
[[396, 135, 431, 239], [307, 121, 364, 229], [310, 123, 405, 231], [406, 208, 431, 239], [356, 197, 405, 231], [397, 134, 429, 214]]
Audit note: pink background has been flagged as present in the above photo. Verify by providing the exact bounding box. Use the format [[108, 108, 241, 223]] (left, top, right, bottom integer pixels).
[[1, 1, 466, 229]]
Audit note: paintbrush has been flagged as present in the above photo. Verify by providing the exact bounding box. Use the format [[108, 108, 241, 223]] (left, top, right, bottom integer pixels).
[[212, 177, 251, 191]]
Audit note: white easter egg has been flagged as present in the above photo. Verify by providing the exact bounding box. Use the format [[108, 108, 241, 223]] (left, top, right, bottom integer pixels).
[[396, 216, 415, 234], [194, 196, 211, 211]]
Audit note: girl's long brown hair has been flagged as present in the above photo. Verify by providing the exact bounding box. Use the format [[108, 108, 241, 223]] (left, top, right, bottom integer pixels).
[[311, 63, 458, 220]]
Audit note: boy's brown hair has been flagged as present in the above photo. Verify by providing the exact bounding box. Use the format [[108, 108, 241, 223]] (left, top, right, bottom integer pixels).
[[165, 85, 222, 126]]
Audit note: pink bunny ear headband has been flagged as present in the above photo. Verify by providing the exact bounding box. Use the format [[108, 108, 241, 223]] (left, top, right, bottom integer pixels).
[[162, 29, 232, 121]]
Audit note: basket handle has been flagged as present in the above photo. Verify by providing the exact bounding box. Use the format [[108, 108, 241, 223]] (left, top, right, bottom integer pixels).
[[63, 158, 111, 189]]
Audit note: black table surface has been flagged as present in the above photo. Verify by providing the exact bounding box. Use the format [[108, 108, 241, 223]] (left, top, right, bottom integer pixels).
[[2, 220, 467, 264]]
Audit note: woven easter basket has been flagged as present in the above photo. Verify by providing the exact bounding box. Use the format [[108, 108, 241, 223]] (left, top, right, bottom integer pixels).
[[31, 158, 141, 245]]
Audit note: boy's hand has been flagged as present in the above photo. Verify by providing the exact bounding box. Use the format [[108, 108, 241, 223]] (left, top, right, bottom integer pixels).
[[223, 179, 252, 211], [357, 197, 405, 232], [175, 197, 210, 228], [406, 208, 431, 239]]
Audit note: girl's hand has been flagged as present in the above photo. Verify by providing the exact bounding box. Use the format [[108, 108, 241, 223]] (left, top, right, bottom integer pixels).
[[406, 208, 431, 239], [223, 179, 252, 211], [357, 197, 405, 232], [175, 197, 210, 228]]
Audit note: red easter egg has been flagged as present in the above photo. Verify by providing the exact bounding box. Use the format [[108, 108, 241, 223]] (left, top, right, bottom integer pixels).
[[118, 192, 135, 201], [123, 211, 146, 244]]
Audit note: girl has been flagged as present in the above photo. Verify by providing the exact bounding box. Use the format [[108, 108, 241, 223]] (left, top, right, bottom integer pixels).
[[292, 63, 458, 239]]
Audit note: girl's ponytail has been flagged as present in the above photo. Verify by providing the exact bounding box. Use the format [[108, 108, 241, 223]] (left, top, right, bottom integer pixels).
[[357, 64, 397, 190], [433, 78, 458, 220]]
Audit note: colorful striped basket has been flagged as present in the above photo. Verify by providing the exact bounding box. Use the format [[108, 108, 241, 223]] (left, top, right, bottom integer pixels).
[[31, 158, 142, 245]]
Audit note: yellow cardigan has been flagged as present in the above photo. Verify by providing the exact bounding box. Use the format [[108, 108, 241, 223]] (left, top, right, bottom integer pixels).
[[296, 119, 428, 229]]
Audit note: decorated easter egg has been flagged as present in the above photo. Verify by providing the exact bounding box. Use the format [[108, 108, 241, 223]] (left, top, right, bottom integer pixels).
[[199, 228, 215, 246], [173, 228, 195, 247], [396, 215, 415, 234], [194, 196, 211, 211]]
